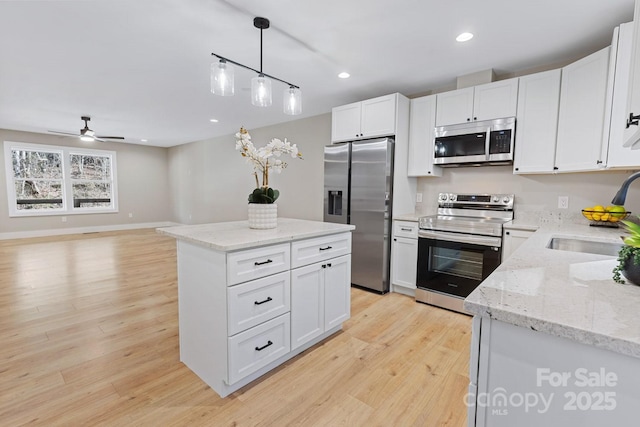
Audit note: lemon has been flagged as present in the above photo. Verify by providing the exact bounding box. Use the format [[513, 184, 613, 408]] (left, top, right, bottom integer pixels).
[[605, 205, 626, 222], [583, 210, 594, 220], [600, 213, 610, 221], [592, 205, 605, 212], [592, 213, 602, 221]]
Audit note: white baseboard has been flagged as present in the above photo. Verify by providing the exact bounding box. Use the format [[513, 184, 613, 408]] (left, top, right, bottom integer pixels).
[[0, 221, 184, 240]]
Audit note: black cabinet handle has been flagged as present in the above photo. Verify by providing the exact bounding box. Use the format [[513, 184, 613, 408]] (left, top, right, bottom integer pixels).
[[254, 297, 273, 305], [321, 264, 327, 268], [255, 341, 273, 351], [327, 263, 332, 267], [467, 118, 471, 122], [505, 231, 511, 236], [473, 117, 477, 121], [254, 259, 273, 266], [553, 166, 559, 170], [596, 160, 603, 164], [400, 227, 412, 232], [319, 246, 332, 251]]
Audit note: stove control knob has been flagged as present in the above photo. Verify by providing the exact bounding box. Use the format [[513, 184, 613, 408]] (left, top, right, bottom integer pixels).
[[493, 196, 499, 203], [450, 194, 457, 201], [439, 194, 448, 202], [503, 196, 511, 204]]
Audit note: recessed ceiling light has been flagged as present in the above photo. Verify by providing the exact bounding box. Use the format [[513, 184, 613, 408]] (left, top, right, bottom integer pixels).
[[141, 139, 148, 142], [456, 32, 474, 42], [210, 118, 219, 123], [338, 72, 350, 79]]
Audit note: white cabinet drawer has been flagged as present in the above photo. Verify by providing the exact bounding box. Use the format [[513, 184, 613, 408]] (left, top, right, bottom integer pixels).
[[227, 271, 291, 336], [291, 232, 351, 268], [227, 313, 291, 385], [393, 221, 418, 239], [227, 243, 290, 285]]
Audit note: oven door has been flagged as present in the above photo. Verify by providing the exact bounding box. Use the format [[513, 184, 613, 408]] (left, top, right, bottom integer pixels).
[[416, 230, 501, 298]]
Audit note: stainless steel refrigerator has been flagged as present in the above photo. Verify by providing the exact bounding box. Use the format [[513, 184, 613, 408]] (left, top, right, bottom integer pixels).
[[323, 138, 394, 293]]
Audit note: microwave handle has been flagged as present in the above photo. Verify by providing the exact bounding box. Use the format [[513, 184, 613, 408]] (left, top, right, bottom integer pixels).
[[485, 126, 491, 161]]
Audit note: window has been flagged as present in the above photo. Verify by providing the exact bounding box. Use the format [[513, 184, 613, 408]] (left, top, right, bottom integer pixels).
[[4, 141, 118, 217]]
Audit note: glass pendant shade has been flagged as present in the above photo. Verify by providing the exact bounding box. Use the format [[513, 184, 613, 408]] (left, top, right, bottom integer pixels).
[[283, 86, 302, 115], [211, 59, 234, 96], [251, 74, 272, 107]]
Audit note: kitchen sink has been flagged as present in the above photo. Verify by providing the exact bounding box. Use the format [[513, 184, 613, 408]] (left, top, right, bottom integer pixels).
[[546, 237, 623, 257]]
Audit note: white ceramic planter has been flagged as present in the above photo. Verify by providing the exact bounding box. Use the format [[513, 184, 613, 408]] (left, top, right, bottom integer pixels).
[[248, 203, 278, 229]]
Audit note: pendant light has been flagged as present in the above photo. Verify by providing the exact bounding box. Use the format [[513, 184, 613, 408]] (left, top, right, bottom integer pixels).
[[284, 86, 302, 115], [211, 17, 301, 115]]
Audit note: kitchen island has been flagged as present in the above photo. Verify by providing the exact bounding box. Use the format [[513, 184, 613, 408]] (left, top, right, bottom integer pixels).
[[464, 223, 640, 426], [158, 218, 354, 398]]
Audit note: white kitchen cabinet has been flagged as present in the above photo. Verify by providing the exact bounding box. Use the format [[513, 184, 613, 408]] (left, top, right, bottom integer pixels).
[[391, 220, 418, 296], [291, 254, 351, 351], [623, 1, 640, 149], [171, 227, 352, 398], [408, 95, 442, 177], [604, 22, 640, 168], [331, 93, 397, 142], [435, 79, 519, 126], [513, 69, 562, 174], [501, 228, 535, 262], [555, 46, 611, 172], [468, 316, 640, 427]]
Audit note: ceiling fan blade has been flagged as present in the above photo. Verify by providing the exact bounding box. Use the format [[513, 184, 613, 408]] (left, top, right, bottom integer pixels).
[[96, 136, 125, 140], [48, 130, 78, 136]]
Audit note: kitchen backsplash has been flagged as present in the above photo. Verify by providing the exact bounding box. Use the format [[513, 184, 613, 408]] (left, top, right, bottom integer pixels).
[[414, 165, 640, 224]]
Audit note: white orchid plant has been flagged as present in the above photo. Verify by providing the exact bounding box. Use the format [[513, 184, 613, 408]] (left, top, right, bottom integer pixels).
[[235, 127, 303, 204]]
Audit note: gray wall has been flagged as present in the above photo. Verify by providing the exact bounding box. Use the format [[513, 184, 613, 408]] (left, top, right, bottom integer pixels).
[[0, 129, 172, 234], [168, 114, 331, 224]]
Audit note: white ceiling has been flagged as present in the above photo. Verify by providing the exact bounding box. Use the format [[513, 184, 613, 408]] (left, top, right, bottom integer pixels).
[[0, 0, 635, 147]]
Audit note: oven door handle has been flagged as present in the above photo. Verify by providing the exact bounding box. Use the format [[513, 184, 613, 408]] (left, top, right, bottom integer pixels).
[[418, 229, 501, 247]]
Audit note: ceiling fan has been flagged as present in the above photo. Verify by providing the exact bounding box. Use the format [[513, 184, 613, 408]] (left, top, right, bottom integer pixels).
[[48, 116, 125, 142]]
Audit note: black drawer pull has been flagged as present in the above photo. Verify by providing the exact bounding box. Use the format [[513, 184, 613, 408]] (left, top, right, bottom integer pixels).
[[255, 340, 273, 351], [400, 227, 412, 232], [319, 246, 332, 251], [327, 263, 332, 267], [254, 297, 273, 305], [254, 259, 273, 266]]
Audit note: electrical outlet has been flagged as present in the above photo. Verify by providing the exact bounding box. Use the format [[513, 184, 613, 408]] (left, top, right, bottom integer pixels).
[[128, 213, 133, 218], [416, 193, 423, 203], [61, 216, 67, 223], [558, 196, 569, 209]]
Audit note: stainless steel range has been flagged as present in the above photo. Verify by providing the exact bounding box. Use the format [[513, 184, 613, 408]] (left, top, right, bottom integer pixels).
[[416, 193, 514, 314]]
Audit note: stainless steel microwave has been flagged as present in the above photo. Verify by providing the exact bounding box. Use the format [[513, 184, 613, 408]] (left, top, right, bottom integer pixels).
[[433, 117, 515, 166]]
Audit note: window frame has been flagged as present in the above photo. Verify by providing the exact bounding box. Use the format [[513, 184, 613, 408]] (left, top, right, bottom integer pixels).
[[4, 141, 119, 217]]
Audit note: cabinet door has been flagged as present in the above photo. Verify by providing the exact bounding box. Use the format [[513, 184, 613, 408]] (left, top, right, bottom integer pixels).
[[555, 46, 611, 172], [290, 262, 324, 350], [408, 95, 442, 177], [435, 87, 474, 126], [514, 70, 561, 174], [323, 255, 351, 331], [473, 78, 519, 122], [501, 229, 535, 262], [360, 94, 397, 138], [391, 236, 418, 289], [624, 1, 640, 149], [606, 22, 640, 168], [332, 102, 362, 142]]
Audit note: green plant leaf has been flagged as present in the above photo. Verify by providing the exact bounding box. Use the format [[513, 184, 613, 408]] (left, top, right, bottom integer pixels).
[[621, 220, 640, 236]]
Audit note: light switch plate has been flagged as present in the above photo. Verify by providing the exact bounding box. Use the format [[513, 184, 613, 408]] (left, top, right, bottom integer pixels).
[[416, 193, 423, 203]]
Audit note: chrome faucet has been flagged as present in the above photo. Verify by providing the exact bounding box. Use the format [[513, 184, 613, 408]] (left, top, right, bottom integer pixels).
[[612, 171, 640, 205]]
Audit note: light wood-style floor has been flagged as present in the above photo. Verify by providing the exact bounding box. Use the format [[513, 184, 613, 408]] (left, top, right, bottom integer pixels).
[[0, 229, 471, 426]]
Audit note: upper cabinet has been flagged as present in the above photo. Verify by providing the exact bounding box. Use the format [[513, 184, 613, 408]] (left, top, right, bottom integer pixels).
[[606, 22, 640, 168], [407, 95, 442, 177], [555, 46, 611, 172], [331, 94, 397, 142], [435, 78, 519, 126], [513, 69, 562, 174], [624, 1, 640, 149]]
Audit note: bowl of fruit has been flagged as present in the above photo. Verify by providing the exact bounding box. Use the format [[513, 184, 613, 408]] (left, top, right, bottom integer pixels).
[[582, 205, 630, 227]]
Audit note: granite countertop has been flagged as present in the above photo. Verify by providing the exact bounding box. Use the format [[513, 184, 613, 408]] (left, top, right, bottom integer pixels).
[[503, 219, 540, 231], [393, 213, 422, 222], [464, 223, 640, 359], [157, 218, 355, 252]]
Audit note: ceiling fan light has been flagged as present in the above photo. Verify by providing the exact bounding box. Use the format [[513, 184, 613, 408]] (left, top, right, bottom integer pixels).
[[211, 59, 234, 96], [251, 74, 272, 107], [283, 86, 302, 115], [80, 135, 94, 142]]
